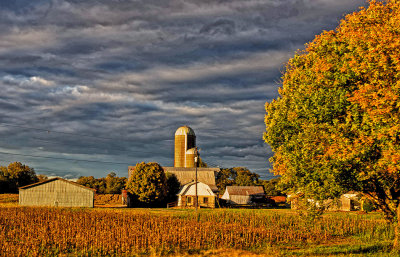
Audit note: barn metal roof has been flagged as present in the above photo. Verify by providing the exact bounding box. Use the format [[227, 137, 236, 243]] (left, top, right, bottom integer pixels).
[[162, 167, 219, 191], [19, 177, 96, 192], [224, 186, 265, 196]]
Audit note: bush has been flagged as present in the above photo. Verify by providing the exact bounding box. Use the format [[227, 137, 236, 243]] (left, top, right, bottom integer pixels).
[[363, 199, 376, 213]]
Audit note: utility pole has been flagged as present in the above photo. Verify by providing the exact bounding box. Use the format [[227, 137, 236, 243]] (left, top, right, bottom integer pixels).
[[194, 147, 198, 210]]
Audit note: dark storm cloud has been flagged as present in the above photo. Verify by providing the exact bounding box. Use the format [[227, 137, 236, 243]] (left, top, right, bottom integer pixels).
[[0, 0, 368, 179]]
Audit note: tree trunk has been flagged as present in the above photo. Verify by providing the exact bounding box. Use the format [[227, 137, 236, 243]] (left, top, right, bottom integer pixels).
[[394, 203, 400, 251]]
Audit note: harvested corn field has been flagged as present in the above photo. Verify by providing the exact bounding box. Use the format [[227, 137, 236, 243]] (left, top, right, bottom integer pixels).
[[0, 207, 395, 256]]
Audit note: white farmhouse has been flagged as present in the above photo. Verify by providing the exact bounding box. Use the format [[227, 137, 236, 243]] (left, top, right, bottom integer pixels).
[[177, 181, 217, 208]]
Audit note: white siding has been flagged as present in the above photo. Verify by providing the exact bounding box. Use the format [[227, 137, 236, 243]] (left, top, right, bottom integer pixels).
[[19, 179, 94, 207], [229, 195, 252, 205]]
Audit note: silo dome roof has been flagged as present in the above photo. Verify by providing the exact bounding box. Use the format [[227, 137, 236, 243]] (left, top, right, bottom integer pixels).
[[175, 126, 195, 136], [186, 148, 196, 154]]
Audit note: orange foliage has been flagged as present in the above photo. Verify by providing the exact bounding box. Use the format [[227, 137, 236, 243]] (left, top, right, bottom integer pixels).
[[264, 0, 400, 221]]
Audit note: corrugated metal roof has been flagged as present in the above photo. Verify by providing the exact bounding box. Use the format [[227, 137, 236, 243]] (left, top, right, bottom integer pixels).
[[225, 186, 265, 196], [19, 177, 96, 192], [163, 167, 219, 191]]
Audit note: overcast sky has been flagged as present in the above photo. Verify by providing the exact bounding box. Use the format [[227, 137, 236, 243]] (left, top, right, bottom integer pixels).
[[0, 0, 368, 179]]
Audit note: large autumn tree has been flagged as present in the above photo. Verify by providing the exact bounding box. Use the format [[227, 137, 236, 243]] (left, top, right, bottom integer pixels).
[[264, 0, 400, 248], [126, 162, 167, 206]]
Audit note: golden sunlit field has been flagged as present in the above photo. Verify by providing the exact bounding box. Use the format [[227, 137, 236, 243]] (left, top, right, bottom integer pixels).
[[0, 194, 396, 257]]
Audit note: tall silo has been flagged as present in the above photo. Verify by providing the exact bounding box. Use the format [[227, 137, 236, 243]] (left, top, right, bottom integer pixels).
[[174, 126, 196, 168]]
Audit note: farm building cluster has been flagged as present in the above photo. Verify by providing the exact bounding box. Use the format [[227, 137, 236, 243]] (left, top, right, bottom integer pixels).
[[17, 126, 364, 211], [127, 126, 266, 208]]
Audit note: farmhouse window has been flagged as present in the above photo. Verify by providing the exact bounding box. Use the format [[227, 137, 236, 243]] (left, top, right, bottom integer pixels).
[[203, 197, 208, 204], [187, 197, 192, 203]]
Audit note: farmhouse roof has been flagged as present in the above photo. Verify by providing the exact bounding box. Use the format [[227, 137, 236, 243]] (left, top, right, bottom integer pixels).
[[177, 181, 216, 196], [19, 177, 96, 192], [224, 186, 265, 196]]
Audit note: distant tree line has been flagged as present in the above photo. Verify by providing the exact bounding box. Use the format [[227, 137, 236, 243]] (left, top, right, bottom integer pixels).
[[0, 161, 282, 204], [0, 162, 39, 193], [76, 172, 127, 194]]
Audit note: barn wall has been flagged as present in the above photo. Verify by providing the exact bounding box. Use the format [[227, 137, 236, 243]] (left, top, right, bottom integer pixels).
[[177, 182, 217, 208], [178, 195, 216, 208], [19, 180, 94, 207], [339, 198, 349, 211], [229, 195, 251, 205]]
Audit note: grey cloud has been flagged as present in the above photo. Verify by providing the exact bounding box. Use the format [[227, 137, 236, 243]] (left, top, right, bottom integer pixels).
[[200, 19, 236, 36], [0, 0, 368, 178]]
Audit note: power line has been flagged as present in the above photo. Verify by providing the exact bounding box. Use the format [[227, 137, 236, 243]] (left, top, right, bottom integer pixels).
[[0, 151, 133, 165], [29, 137, 161, 155], [0, 122, 115, 141], [0, 122, 173, 146]]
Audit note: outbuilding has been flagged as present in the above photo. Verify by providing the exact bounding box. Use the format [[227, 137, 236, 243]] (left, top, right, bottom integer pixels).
[[19, 177, 95, 207], [221, 186, 266, 205], [177, 181, 217, 208], [288, 191, 362, 211]]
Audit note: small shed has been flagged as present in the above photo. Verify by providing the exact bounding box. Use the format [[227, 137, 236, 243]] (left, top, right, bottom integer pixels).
[[340, 191, 362, 211], [177, 181, 217, 208], [327, 191, 362, 211], [221, 186, 266, 205], [289, 192, 362, 211], [19, 178, 95, 207]]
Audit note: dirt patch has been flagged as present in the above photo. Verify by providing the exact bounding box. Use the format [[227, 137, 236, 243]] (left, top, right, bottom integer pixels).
[[0, 194, 18, 203], [174, 249, 273, 257], [94, 194, 124, 207]]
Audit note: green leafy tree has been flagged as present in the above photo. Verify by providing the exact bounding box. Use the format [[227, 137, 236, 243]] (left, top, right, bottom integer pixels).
[[165, 173, 181, 203], [77, 173, 126, 194], [77, 176, 96, 189], [105, 172, 127, 194], [37, 174, 48, 182], [0, 162, 38, 193], [232, 167, 259, 186], [197, 157, 208, 168], [126, 162, 167, 206], [259, 178, 284, 196], [216, 167, 260, 192], [264, 0, 400, 249], [216, 168, 235, 192]]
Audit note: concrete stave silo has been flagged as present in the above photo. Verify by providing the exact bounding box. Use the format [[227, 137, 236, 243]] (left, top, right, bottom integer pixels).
[[174, 126, 196, 168]]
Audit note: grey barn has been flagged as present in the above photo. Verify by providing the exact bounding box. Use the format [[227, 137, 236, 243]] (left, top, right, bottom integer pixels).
[[221, 186, 266, 205], [19, 178, 95, 207]]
